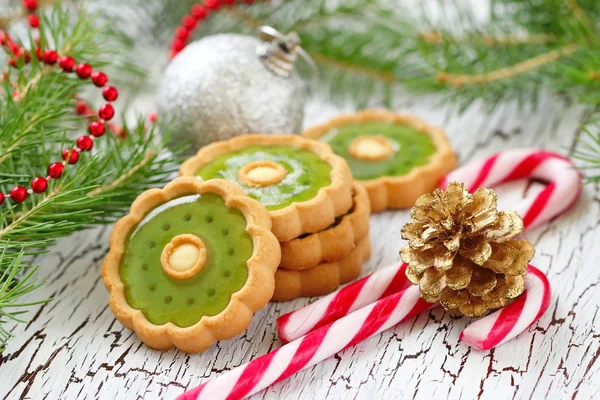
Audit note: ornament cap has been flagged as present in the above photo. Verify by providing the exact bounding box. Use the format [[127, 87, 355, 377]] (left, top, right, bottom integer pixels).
[[257, 26, 317, 78]]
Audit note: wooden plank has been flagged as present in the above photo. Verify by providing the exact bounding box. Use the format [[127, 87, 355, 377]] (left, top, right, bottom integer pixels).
[[1, 93, 598, 399]]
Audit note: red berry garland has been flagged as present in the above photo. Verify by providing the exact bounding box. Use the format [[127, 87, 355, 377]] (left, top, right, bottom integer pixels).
[[0, 0, 127, 205], [168, 0, 261, 58], [0, 42, 120, 204], [0, 0, 257, 204]]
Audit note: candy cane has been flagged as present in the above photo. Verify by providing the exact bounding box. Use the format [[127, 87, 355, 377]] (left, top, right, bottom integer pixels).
[[177, 285, 431, 400], [277, 148, 580, 343], [277, 261, 412, 343], [460, 265, 551, 350], [440, 149, 581, 229], [180, 266, 550, 400]]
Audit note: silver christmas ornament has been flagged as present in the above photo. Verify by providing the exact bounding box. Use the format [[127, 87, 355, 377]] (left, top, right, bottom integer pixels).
[[156, 27, 308, 152]]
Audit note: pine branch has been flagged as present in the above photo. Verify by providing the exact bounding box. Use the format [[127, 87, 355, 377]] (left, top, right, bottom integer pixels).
[[575, 115, 600, 182], [0, 249, 46, 351], [0, 5, 182, 349], [436, 44, 579, 87]]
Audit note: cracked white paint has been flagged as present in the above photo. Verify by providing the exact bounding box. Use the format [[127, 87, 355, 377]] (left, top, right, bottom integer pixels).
[[1, 94, 598, 400]]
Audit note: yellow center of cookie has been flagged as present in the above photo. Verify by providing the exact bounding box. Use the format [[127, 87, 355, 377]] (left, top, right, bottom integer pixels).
[[161, 234, 207, 280], [349, 135, 394, 162], [238, 160, 287, 187]]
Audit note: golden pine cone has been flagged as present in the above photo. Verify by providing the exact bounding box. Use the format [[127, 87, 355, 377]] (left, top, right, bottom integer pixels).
[[400, 182, 535, 317]]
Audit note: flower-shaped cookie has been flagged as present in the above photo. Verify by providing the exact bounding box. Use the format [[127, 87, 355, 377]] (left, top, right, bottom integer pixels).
[[101, 178, 280, 353], [180, 134, 354, 242], [303, 109, 457, 212]]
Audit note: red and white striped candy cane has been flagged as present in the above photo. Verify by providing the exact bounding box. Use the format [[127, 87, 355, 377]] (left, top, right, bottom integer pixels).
[[177, 286, 431, 400], [440, 148, 581, 229], [277, 148, 580, 343], [460, 265, 551, 350], [277, 261, 412, 343]]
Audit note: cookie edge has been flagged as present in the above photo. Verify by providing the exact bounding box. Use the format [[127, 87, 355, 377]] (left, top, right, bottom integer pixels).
[[272, 235, 372, 302], [279, 182, 371, 270]]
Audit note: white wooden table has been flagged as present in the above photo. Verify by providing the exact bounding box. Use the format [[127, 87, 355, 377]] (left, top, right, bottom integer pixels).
[[1, 93, 599, 400]]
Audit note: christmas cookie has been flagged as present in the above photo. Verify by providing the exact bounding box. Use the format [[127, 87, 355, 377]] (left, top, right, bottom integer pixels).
[[280, 183, 370, 270], [180, 134, 354, 242], [303, 109, 457, 212], [101, 178, 281, 353], [272, 235, 371, 302]]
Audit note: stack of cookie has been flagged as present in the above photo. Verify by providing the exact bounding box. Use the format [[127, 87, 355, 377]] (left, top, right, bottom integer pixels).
[[179, 133, 372, 302], [273, 183, 371, 301]]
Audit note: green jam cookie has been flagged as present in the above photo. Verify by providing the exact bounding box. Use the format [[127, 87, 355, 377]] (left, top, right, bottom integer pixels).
[[320, 122, 437, 180], [120, 193, 252, 327], [195, 145, 332, 211]]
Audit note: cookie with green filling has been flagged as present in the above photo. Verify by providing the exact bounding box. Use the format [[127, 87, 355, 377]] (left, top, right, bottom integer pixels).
[[101, 178, 280, 353], [180, 134, 354, 242], [303, 110, 457, 212]]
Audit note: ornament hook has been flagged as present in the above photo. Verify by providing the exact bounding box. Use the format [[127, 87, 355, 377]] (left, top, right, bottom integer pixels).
[[258, 26, 318, 78]]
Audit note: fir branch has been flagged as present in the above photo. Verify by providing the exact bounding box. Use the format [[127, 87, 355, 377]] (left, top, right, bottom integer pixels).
[[0, 5, 181, 350], [86, 150, 156, 197], [0, 249, 46, 351], [436, 44, 579, 87]]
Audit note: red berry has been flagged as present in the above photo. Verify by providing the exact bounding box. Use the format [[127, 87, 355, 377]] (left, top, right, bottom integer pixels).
[[171, 38, 185, 52], [181, 15, 197, 30], [8, 42, 20, 55], [22, 0, 38, 11], [31, 177, 48, 193], [76, 63, 92, 79], [0, 192, 4, 205], [88, 121, 106, 137], [10, 186, 28, 203], [148, 111, 157, 123], [43, 49, 58, 65], [48, 162, 64, 179], [102, 86, 118, 102], [191, 5, 208, 19], [0, 32, 6, 46], [76, 136, 94, 151], [62, 148, 79, 164], [8, 58, 17, 68], [175, 26, 190, 41], [23, 51, 31, 64], [75, 101, 88, 115], [91, 71, 108, 87], [35, 47, 42, 60], [205, 0, 221, 10], [28, 15, 40, 28], [59, 56, 75, 72], [98, 104, 115, 120]]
